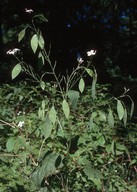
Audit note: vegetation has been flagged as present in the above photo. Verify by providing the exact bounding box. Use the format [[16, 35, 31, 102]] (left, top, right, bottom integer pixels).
[[1, 1, 137, 84], [0, 11, 137, 192]]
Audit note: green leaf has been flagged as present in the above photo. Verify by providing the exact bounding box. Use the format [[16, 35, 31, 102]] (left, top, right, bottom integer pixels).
[[108, 110, 114, 128], [117, 100, 124, 120], [41, 116, 53, 139], [13, 138, 21, 154], [38, 51, 45, 67], [98, 111, 106, 122], [85, 67, 97, 100], [129, 159, 136, 166], [39, 187, 48, 192], [31, 34, 39, 53], [84, 68, 94, 77], [89, 116, 94, 131], [83, 162, 103, 181], [92, 112, 98, 119], [18, 28, 26, 42], [116, 143, 127, 152], [38, 107, 45, 120], [62, 99, 70, 119], [89, 112, 97, 130], [98, 135, 106, 146], [40, 80, 45, 90], [11, 63, 22, 80], [31, 153, 58, 187], [38, 34, 45, 49], [49, 106, 57, 125], [41, 100, 46, 109], [91, 178, 102, 190], [33, 14, 48, 23], [79, 78, 85, 93], [130, 99, 134, 119], [6, 137, 16, 152], [91, 69, 97, 100], [111, 140, 116, 155], [67, 90, 79, 109]]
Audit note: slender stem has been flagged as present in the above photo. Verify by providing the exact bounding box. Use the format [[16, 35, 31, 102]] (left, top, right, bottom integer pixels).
[[42, 49, 65, 98], [38, 137, 46, 161]]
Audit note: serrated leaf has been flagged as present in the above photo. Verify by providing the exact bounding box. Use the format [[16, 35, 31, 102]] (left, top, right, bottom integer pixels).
[[62, 99, 70, 119], [117, 100, 124, 120], [31, 34, 39, 53], [67, 90, 79, 109], [49, 106, 57, 125], [11, 63, 22, 80], [108, 110, 114, 128], [79, 78, 85, 93], [18, 28, 26, 42]]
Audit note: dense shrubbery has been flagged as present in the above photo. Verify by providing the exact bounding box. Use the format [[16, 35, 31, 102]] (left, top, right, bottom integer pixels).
[[0, 11, 137, 192]]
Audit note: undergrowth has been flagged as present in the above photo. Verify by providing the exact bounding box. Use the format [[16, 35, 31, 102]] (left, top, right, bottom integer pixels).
[[0, 9, 137, 192]]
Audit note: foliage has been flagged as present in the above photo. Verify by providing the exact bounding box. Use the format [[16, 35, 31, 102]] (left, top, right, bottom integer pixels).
[[0, 12, 137, 192], [1, 0, 137, 84]]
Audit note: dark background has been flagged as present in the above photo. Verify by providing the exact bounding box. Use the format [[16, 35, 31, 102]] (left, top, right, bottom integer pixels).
[[1, 0, 137, 97]]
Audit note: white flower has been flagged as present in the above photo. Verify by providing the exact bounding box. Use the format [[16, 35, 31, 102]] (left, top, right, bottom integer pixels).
[[17, 111, 26, 116], [17, 121, 25, 128], [77, 57, 84, 64], [87, 50, 97, 56], [7, 48, 20, 55], [25, 8, 33, 13], [17, 111, 22, 116]]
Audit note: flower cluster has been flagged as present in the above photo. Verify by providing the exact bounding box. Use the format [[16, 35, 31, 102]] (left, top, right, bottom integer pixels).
[[77, 49, 97, 64], [87, 49, 97, 56], [17, 121, 25, 128], [77, 57, 84, 64], [17, 111, 26, 116], [6, 48, 20, 55], [25, 8, 33, 13]]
